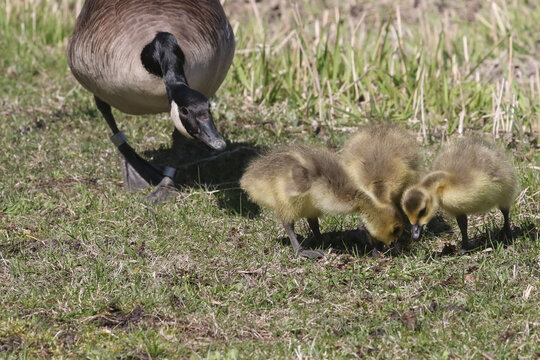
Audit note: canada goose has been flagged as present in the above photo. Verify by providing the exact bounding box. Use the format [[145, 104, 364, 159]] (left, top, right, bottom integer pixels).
[[342, 124, 421, 207], [67, 0, 235, 200], [240, 145, 403, 258], [401, 137, 518, 250]]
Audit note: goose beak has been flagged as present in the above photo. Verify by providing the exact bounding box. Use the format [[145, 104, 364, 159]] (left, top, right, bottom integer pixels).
[[196, 118, 226, 151], [411, 223, 423, 241]]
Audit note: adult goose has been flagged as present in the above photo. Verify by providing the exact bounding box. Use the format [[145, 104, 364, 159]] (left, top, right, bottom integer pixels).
[[67, 0, 235, 200]]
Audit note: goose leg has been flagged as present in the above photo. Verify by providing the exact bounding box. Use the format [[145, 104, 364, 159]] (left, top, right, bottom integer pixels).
[[95, 96, 164, 190], [283, 221, 324, 259], [500, 207, 513, 242], [456, 214, 475, 250]]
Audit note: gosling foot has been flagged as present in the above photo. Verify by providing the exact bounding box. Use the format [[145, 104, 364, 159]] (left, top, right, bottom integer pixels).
[[390, 241, 404, 256], [284, 221, 324, 259], [498, 227, 513, 244], [298, 248, 325, 259], [459, 240, 480, 253], [371, 247, 383, 258]]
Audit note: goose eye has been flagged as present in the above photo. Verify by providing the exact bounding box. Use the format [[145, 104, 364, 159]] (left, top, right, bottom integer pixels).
[[180, 107, 189, 116], [418, 207, 426, 218]]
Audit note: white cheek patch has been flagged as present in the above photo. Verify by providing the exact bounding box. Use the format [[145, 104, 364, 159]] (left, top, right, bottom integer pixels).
[[170, 101, 194, 139]]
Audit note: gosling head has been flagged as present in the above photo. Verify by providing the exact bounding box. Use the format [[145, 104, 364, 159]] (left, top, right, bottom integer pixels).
[[169, 84, 226, 151], [401, 187, 438, 241], [363, 203, 404, 246]]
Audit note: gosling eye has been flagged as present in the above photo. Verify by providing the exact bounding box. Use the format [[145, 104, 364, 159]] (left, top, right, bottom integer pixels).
[[392, 225, 402, 236], [418, 207, 426, 218]]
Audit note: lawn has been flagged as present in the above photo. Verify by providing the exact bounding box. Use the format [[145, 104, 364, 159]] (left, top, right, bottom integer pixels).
[[0, 0, 539, 358]]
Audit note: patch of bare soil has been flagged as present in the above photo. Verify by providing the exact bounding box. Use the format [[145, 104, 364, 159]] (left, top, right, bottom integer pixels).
[[223, 0, 486, 26], [388, 299, 471, 331], [88, 303, 171, 329], [0, 335, 23, 353], [56, 326, 79, 350], [0, 230, 44, 255], [474, 52, 540, 90]]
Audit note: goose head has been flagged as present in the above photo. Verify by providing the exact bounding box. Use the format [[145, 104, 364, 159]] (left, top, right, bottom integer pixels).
[[169, 84, 226, 151], [401, 187, 438, 241]]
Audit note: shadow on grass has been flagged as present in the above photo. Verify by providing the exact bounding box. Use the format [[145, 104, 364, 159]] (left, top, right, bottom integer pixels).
[[279, 219, 536, 259], [425, 214, 453, 235], [277, 227, 417, 258], [430, 220, 538, 257], [143, 130, 262, 217]]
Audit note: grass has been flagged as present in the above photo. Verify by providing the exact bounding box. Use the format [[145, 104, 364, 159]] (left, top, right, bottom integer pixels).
[[0, 0, 539, 358]]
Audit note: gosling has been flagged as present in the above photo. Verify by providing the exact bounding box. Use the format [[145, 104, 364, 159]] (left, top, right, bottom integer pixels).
[[401, 137, 518, 250], [341, 124, 421, 248], [342, 124, 421, 206], [240, 145, 403, 258]]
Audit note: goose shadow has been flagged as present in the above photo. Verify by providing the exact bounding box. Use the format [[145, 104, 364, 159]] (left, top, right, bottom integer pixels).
[[142, 130, 262, 217]]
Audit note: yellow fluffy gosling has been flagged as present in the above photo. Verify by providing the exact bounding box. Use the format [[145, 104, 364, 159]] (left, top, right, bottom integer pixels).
[[342, 124, 421, 207], [401, 137, 518, 250], [341, 125, 421, 252], [240, 145, 403, 258]]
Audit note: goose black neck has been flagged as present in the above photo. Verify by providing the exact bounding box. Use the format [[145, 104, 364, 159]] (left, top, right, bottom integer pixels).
[[141, 32, 189, 88]]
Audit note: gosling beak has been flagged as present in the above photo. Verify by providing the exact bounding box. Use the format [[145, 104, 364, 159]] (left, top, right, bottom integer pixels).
[[411, 223, 424, 241], [195, 117, 226, 151]]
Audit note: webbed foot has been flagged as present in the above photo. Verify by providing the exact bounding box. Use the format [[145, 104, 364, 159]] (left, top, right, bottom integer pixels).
[[298, 248, 325, 259], [121, 157, 152, 191], [390, 241, 404, 256], [371, 247, 383, 258], [499, 227, 513, 244], [145, 176, 176, 204], [459, 240, 480, 253]]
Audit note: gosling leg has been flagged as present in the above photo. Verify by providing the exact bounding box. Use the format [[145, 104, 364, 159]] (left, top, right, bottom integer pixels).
[[500, 207, 513, 242], [456, 214, 475, 251], [283, 221, 324, 259], [307, 217, 322, 241]]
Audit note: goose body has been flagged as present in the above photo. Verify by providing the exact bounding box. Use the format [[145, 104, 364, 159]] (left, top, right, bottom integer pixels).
[[67, 0, 235, 199], [240, 145, 403, 258], [67, 0, 234, 115], [401, 137, 517, 249], [342, 124, 421, 206]]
